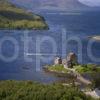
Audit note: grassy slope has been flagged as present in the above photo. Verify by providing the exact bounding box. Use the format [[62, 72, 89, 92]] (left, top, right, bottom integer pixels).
[[0, 0, 48, 29], [47, 64, 68, 73], [47, 64, 100, 74], [0, 80, 96, 100], [74, 64, 100, 74]]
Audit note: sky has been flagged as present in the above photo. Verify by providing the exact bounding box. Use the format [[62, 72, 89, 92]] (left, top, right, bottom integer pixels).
[[79, 0, 100, 7]]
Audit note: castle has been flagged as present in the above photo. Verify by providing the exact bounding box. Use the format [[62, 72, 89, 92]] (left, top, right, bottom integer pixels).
[[54, 52, 78, 69]]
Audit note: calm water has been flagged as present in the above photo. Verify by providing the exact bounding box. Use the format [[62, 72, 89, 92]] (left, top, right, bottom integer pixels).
[[0, 10, 100, 83]]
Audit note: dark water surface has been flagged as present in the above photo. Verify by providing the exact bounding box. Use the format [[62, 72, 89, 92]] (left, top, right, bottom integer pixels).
[[0, 10, 100, 83]]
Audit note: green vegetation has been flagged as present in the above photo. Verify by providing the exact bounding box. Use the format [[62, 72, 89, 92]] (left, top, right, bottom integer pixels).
[[74, 64, 100, 74], [0, 0, 48, 29], [48, 64, 68, 73], [0, 80, 96, 100], [46, 64, 100, 75], [91, 77, 100, 90], [90, 72, 100, 90]]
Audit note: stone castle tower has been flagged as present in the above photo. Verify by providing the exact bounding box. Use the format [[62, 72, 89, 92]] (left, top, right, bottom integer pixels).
[[54, 52, 78, 69]]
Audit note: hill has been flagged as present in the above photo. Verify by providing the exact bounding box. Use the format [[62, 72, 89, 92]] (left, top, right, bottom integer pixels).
[[9, 0, 100, 12], [36, 0, 89, 10], [0, 80, 96, 100], [0, 0, 48, 29], [10, 0, 90, 11]]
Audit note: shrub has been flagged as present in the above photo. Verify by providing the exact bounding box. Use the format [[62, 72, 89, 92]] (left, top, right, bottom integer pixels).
[[0, 81, 96, 100]]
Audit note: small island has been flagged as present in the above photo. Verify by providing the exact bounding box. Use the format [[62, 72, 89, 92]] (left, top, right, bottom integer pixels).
[[44, 53, 100, 75], [44, 52, 100, 98], [0, 0, 48, 30]]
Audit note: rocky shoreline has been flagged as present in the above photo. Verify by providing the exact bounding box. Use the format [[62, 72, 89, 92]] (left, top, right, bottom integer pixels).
[[89, 36, 100, 41], [43, 66, 75, 78]]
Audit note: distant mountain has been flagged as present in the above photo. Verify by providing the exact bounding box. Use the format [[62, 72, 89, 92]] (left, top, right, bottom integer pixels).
[[9, 0, 100, 12], [9, 0, 90, 11], [37, 0, 89, 10]]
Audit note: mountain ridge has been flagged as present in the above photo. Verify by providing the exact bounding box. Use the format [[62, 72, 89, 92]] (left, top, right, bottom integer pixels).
[[9, 0, 91, 11]]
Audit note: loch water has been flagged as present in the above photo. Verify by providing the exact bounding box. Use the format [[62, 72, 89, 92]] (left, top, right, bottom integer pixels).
[[0, 11, 100, 83]]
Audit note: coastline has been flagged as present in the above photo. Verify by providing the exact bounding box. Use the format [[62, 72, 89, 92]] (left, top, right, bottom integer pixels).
[[43, 66, 92, 85], [0, 0, 49, 30], [89, 36, 100, 41], [43, 67, 74, 77]]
